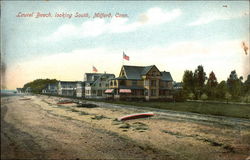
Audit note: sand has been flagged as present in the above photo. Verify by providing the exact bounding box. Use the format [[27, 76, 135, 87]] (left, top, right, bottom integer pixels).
[[1, 94, 250, 160]]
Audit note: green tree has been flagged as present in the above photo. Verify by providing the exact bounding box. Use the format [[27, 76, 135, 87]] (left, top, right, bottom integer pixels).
[[216, 80, 228, 99], [193, 65, 207, 99], [182, 70, 194, 97], [206, 71, 218, 99], [23, 78, 58, 93], [227, 70, 242, 99], [243, 74, 250, 95]]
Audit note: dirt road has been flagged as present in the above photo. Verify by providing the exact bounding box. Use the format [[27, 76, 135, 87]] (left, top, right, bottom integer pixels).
[[1, 94, 250, 160]]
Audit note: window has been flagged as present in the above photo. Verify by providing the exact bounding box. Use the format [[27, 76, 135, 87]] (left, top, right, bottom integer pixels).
[[110, 81, 113, 86], [132, 80, 137, 86], [144, 80, 149, 86], [144, 89, 148, 96], [150, 80, 156, 87], [99, 83, 101, 87], [152, 71, 156, 76], [151, 89, 156, 96], [114, 81, 117, 86]]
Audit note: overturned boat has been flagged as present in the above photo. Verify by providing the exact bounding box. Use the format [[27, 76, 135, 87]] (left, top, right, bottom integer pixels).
[[118, 112, 154, 121], [57, 99, 77, 105]]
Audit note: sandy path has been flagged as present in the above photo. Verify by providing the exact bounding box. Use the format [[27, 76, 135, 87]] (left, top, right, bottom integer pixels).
[[1, 94, 250, 160]]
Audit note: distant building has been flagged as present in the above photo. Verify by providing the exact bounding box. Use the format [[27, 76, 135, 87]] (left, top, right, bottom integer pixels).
[[42, 83, 58, 94], [106, 65, 173, 101], [16, 88, 23, 93], [25, 87, 32, 93], [76, 81, 85, 98], [84, 73, 115, 99], [173, 82, 183, 90], [57, 81, 78, 97]]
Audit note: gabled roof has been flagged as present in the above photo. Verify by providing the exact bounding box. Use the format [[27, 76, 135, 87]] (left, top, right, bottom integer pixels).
[[84, 73, 103, 82], [122, 65, 145, 79], [122, 65, 158, 80], [141, 65, 155, 75], [91, 73, 115, 86], [121, 65, 163, 80], [117, 65, 173, 81], [161, 71, 173, 81]]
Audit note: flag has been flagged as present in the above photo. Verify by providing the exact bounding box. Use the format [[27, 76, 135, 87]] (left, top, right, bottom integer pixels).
[[93, 66, 98, 72], [242, 41, 249, 55], [123, 52, 129, 61]]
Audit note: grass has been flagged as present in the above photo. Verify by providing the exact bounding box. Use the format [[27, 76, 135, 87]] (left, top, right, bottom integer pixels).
[[41, 94, 250, 119], [101, 100, 250, 119]]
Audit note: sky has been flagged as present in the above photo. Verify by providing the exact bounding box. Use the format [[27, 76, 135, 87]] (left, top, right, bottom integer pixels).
[[1, 0, 249, 90]]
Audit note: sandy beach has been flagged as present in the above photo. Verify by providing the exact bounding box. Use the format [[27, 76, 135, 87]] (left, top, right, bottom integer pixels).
[[1, 94, 250, 160]]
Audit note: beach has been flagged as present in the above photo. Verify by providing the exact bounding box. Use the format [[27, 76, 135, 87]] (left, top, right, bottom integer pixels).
[[1, 94, 250, 160]]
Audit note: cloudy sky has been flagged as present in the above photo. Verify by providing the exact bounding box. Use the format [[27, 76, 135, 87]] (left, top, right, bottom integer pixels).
[[1, 1, 249, 89]]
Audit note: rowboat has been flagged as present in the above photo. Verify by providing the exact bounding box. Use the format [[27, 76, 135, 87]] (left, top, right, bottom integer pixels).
[[118, 112, 154, 121], [57, 100, 76, 105]]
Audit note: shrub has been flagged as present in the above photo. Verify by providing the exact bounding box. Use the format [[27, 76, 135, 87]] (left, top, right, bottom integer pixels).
[[201, 93, 208, 101]]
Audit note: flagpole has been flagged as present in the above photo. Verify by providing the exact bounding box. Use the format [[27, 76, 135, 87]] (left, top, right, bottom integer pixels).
[[122, 52, 124, 66]]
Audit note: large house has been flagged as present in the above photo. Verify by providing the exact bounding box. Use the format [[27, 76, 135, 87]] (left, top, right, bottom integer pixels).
[[84, 73, 115, 99], [57, 81, 78, 97], [106, 65, 173, 101]]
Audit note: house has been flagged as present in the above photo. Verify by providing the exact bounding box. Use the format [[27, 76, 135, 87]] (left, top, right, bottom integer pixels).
[[16, 88, 23, 93], [57, 81, 78, 97], [173, 82, 183, 90], [76, 81, 85, 98], [106, 65, 173, 101], [42, 83, 58, 94], [25, 87, 32, 93], [84, 73, 115, 99]]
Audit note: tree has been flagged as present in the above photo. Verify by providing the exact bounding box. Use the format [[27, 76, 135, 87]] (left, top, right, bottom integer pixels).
[[193, 65, 207, 99], [243, 74, 250, 95], [206, 71, 218, 99], [227, 70, 242, 99], [23, 78, 58, 93], [207, 71, 218, 87], [182, 70, 194, 97], [216, 80, 228, 99]]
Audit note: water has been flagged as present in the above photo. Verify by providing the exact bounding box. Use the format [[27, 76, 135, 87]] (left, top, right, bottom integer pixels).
[[1, 89, 18, 97]]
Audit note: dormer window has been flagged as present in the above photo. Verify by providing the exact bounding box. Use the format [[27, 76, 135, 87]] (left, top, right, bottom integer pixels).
[[152, 71, 156, 76]]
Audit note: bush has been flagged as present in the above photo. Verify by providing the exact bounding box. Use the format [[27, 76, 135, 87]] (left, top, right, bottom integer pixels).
[[225, 92, 232, 103], [188, 92, 195, 100], [201, 93, 208, 101]]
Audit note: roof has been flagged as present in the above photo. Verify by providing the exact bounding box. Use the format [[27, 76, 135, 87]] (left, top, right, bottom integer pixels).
[[119, 65, 173, 81], [122, 65, 156, 80], [84, 73, 104, 82], [161, 71, 173, 81], [91, 73, 115, 86], [112, 76, 127, 80]]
